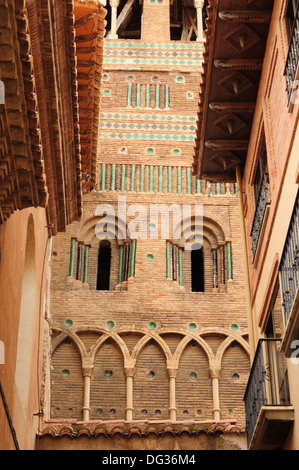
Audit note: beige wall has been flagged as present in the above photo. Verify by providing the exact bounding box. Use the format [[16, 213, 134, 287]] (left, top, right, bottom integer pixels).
[[0, 207, 50, 450]]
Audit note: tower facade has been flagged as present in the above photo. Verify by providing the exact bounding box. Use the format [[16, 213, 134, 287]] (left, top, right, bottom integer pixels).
[[39, 1, 250, 450]]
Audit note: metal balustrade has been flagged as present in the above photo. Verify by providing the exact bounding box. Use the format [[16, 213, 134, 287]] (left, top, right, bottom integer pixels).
[[250, 173, 270, 262], [284, 4, 299, 105], [244, 339, 291, 448], [280, 190, 299, 326]]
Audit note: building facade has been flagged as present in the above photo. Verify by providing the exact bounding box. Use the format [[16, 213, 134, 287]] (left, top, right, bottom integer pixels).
[[37, 0, 250, 451], [194, 0, 299, 450]]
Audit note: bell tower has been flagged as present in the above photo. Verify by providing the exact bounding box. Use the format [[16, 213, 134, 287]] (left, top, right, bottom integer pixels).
[[41, 0, 250, 452]]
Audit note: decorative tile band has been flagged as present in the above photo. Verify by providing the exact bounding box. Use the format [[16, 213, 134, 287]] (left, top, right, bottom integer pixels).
[[104, 41, 205, 50], [103, 57, 203, 67], [99, 132, 195, 142], [95, 163, 238, 196], [99, 122, 196, 133], [104, 49, 203, 58], [99, 113, 197, 123]]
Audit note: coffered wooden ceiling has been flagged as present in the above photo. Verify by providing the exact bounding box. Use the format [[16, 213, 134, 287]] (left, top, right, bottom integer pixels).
[[193, 0, 274, 182]]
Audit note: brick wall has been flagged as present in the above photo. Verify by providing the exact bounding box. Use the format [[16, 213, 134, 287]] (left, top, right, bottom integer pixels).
[[141, 0, 171, 43], [43, 14, 250, 447]]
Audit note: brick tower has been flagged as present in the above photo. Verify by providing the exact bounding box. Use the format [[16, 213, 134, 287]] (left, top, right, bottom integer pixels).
[[39, 1, 250, 450]]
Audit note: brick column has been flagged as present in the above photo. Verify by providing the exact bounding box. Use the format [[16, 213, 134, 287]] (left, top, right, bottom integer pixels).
[[141, 0, 170, 43]]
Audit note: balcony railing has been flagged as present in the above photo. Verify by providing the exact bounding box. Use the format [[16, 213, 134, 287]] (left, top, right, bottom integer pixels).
[[284, 5, 299, 105], [251, 173, 270, 262], [280, 191, 299, 327], [244, 339, 291, 449]]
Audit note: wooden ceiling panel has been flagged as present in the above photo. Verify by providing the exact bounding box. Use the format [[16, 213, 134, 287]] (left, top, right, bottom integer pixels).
[[193, 0, 274, 182]]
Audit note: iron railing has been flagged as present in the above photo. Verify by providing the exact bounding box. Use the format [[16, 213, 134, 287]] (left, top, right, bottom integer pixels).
[[244, 339, 291, 448], [284, 3, 299, 105], [251, 173, 270, 262], [280, 190, 299, 326], [0, 381, 20, 450]]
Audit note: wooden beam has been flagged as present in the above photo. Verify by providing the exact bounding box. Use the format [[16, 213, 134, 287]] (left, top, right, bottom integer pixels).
[[209, 102, 256, 113], [107, 0, 135, 37], [219, 10, 272, 23], [75, 12, 97, 28], [205, 140, 249, 151], [214, 59, 263, 71]]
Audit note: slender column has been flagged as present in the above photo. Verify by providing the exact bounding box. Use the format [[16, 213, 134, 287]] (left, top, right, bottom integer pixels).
[[155, 85, 160, 108], [172, 245, 177, 281], [130, 240, 136, 277], [149, 166, 154, 191], [83, 246, 90, 284], [146, 84, 151, 108], [210, 366, 221, 421], [194, 0, 205, 41], [118, 245, 124, 284], [158, 166, 163, 192], [178, 248, 183, 286], [177, 167, 182, 193], [196, 178, 201, 194], [136, 84, 141, 108], [121, 165, 126, 191], [167, 367, 178, 421], [186, 168, 192, 194], [165, 85, 170, 108], [109, 0, 120, 39], [207, 181, 211, 196], [127, 83, 132, 107], [82, 362, 93, 422], [216, 182, 221, 195], [227, 242, 232, 280], [125, 366, 135, 421], [76, 242, 84, 281], [168, 167, 172, 193], [140, 165, 145, 191], [166, 241, 171, 279], [123, 243, 131, 281], [111, 165, 116, 191], [101, 164, 106, 190], [212, 249, 218, 288], [220, 244, 225, 284], [69, 238, 76, 277], [130, 165, 136, 191]]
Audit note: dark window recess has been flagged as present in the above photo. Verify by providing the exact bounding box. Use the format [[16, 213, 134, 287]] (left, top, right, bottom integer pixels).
[[253, 133, 268, 203], [284, 0, 299, 104], [285, 0, 298, 43], [191, 249, 204, 292], [106, 0, 142, 39], [97, 241, 111, 291], [251, 128, 270, 261]]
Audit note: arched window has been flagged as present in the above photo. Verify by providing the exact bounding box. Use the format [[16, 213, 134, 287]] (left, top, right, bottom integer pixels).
[[191, 248, 204, 292], [97, 241, 111, 291]]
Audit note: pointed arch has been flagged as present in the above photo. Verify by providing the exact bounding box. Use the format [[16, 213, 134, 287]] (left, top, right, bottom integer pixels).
[[131, 333, 172, 362]]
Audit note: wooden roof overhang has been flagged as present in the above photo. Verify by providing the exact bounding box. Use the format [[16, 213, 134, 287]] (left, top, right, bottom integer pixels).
[[0, 0, 106, 232], [74, 0, 107, 190], [192, 0, 274, 182]]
